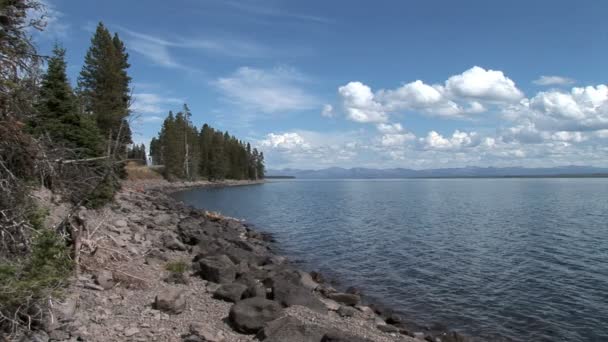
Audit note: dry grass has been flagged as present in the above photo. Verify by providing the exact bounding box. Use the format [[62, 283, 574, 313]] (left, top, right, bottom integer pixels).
[[125, 162, 164, 181]]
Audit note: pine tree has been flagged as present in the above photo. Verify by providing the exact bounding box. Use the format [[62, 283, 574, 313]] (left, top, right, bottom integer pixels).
[[78, 22, 132, 150], [29, 45, 103, 157], [150, 137, 161, 165], [257, 151, 265, 179], [199, 124, 213, 178]]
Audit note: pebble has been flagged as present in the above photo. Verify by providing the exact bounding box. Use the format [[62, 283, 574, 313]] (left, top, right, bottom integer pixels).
[[124, 327, 140, 337]]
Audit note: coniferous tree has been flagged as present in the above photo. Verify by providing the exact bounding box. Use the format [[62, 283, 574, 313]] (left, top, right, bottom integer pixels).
[[257, 151, 265, 179], [152, 105, 264, 181], [28, 45, 103, 157], [149, 137, 161, 165], [78, 22, 132, 151]]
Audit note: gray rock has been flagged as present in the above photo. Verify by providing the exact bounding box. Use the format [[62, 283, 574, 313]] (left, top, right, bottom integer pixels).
[[298, 271, 319, 291], [178, 217, 204, 244], [183, 335, 204, 342], [145, 248, 168, 266], [114, 219, 128, 228], [164, 272, 190, 285], [153, 213, 173, 226], [94, 270, 114, 290], [320, 298, 340, 311], [236, 276, 266, 299], [213, 283, 247, 303], [228, 297, 283, 334], [260, 316, 325, 342], [154, 289, 186, 314], [124, 327, 140, 337], [321, 331, 374, 342], [188, 323, 225, 342], [267, 270, 327, 313], [327, 293, 360, 307], [377, 324, 400, 333], [161, 232, 187, 251], [337, 305, 357, 317], [198, 255, 236, 284]]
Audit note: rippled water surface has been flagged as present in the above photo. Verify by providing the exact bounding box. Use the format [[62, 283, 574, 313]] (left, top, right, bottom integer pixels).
[[173, 179, 608, 341]]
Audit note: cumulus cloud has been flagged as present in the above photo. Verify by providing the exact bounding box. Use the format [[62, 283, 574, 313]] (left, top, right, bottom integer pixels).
[[533, 76, 576, 86], [376, 123, 403, 134], [419, 130, 479, 150], [445, 66, 524, 102], [522, 85, 608, 131], [381, 133, 416, 146], [215, 67, 318, 113], [260, 132, 310, 150], [338, 82, 387, 123], [321, 104, 334, 118], [337, 66, 524, 122]]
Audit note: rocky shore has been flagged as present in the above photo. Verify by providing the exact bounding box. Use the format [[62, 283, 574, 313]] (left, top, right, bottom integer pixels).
[[24, 179, 471, 342]]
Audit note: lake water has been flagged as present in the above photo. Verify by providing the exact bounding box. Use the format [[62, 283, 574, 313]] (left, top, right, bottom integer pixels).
[[173, 179, 608, 342]]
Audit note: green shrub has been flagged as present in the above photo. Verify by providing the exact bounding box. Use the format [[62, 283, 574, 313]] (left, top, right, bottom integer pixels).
[[84, 175, 119, 208], [26, 205, 49, 231], [0, 229, 73, 327], [165, 260, 188, 274]]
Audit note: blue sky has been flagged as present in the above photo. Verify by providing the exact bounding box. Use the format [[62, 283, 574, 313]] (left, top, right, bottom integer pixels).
[[36, 0, 608, 169]]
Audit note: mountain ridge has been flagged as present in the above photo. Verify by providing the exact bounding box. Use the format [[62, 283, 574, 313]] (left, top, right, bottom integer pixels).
[[266, 166, 608, 178]]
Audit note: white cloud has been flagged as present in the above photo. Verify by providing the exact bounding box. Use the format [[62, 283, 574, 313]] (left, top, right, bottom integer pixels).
[[136, 116, 164, 124], [379, 80, 443, 108], [131, 93, 184, 114], [420, 130, 479, 150], [550, 131, 586, 143], [118, 27, 272, 70], [337, 66, 524, 122], [338, 82, 387, 123], [260, 132, 310, 150], [524, 85, 608, 131], [381, 133, 416, 146], [376, 123, 403, 134], [215, 66, 318, 113], [533, 76, 576, 86], [445, 66, 524, 102], [321, 104, 334, 118]]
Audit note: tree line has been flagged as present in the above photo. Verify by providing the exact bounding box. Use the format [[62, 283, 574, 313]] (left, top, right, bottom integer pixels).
[[150, 108, 265, 181], [0, 1, 261, 333]]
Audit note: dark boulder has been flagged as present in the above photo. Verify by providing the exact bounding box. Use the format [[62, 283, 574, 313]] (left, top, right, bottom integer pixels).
[[258, 316, 325, 342], [267, 271, 326, 313], [327, 293, 360, 307], [213, 283, 247, 303], [178, 217, 204, 244], [228, 297, 283, 334], [198, 255, 236, 284], [235, 275, 267, 299]]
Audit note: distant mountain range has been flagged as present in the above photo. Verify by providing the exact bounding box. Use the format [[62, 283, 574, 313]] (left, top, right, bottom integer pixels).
[[266, 166, 608, 179]]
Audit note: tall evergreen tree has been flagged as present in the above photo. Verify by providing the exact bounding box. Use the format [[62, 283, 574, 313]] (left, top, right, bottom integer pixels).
[[29, 45, 102, 157], [78, 22, 132, 150]]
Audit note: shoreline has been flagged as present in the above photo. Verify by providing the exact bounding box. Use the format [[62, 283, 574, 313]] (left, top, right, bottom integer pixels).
[[165, 179, 477, 342], [33, 179, 471, 342]]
